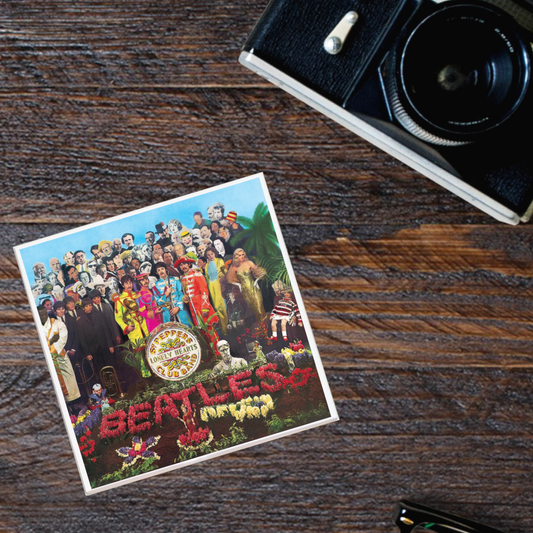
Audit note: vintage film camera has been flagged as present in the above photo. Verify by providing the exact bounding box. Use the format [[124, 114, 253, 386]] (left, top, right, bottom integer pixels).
[[240, 0, 533, 224]]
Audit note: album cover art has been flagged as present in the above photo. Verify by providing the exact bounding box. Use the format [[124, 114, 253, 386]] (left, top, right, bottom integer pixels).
[[14, 173, 338, 494]]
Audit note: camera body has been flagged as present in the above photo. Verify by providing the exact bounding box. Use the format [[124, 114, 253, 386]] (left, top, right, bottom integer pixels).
[[240, 0, 533, 224]]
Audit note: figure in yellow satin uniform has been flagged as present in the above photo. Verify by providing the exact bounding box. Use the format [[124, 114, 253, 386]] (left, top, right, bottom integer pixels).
[[203, 247, 228, 334], [114, 274, 151, 377]]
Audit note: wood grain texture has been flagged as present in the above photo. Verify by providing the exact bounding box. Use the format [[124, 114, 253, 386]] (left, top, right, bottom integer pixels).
[[1, 0, 533, 532]]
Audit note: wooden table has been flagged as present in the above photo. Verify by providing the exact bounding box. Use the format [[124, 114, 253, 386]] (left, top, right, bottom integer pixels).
[[2, 1, 532, 531]]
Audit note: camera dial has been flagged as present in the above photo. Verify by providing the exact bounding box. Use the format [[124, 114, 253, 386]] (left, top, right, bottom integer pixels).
[[385, 1, 532, 146]]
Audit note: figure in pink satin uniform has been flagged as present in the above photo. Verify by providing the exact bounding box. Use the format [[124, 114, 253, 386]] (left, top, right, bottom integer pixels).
[[135, 273, 163, 332]]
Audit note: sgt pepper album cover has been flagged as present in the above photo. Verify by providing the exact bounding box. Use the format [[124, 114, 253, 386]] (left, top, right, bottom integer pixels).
[[14, 172, 338, 495]]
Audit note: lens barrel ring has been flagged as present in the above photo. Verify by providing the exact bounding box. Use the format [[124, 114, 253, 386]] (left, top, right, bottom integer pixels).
[[385, 0, 532, 145], [385, 56, 471, 146]]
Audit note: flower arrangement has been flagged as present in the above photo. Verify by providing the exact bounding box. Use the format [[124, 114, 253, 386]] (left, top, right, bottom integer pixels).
[[152, 386, 198, 425], [236, 328, 251, 345], [265, 350, 288, 369], [256, 363, 285, 393], [73, 406, 102, 439], [289, 339, 305, 352], [116, 435, 161, 470], [79, 434, 96, 462], [195, 382, 231, 406], [100, 386, 200, 440], [200, 394, 274, 423], [283, 368, 317, 393], [128, 402, 152, 435], [236, 322, 269, 345], [172, 386, 196, 412], [291, 350, 314, 368], [100, 409, 127, 439], [154, 394, 180, 424], [177, 427, 213, 449], [71, 409, 89, 427], [266, 348, 313, 369], [228, 370, 260, 401]]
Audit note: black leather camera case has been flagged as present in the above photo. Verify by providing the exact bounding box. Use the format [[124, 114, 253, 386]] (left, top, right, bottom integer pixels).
[[243, 0, 416, 104]]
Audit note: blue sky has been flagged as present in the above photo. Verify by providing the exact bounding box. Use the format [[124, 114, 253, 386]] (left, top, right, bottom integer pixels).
[[17, 175, 268, 282]]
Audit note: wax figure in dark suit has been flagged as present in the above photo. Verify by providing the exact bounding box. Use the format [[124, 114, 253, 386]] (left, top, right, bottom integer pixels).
[[76, 297, 115, 376], [88, 289, 122, 346], [63, 296, 81, 355], [59, 297, 91, 402]]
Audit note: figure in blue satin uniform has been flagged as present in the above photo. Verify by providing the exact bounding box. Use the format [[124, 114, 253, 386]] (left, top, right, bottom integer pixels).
[[153, 262, 192, 326]]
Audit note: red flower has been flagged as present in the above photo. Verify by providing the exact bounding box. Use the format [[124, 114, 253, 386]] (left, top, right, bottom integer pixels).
[[155, 394, 180, 425], [257, 363, 285, 393], [282, 368, 317, 391], [100, 409, 127, 440], [128, 403, 152, 435], [196, 382, 230, 407]]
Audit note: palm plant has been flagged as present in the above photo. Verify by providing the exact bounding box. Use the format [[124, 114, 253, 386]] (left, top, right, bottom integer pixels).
[[230, 202, 280, 259], [230, 202, 291, 287], [116, 336, 152, 379], [259, 251, 292, 288], [189, 313, 217, 360]]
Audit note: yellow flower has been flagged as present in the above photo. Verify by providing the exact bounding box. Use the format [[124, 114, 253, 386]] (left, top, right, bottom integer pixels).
[[201, 410, 209, 422], [208, 407, 217, 418], [229, 404, 236, 414], [252, 407, 260, 418], [253, 396, 259, 402], [216, 406, 224, 417], [261, 405, 269, 417], [246, 406, 253, 418], [267, 401, 274, 410], [245, 397, 253, 404]]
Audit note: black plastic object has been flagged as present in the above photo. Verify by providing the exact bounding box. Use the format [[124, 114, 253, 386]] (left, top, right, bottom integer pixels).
[[393, 500, 505, 533]]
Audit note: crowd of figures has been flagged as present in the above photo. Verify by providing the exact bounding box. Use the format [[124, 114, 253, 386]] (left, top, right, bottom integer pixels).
[[31, 202, 306, 415]]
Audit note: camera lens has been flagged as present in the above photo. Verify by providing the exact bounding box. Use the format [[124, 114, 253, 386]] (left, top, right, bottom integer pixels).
[[386, 1, 531, 145]]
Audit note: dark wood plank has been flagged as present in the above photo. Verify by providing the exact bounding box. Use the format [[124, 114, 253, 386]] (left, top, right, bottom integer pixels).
[[0, 89, 491, 227], [0, 0, 271, 88]]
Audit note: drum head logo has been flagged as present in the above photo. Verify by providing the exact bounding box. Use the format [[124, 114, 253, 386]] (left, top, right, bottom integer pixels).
[[145, 323, 201, 381]]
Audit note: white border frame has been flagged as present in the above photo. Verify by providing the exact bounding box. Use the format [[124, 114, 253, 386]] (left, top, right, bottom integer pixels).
[[14, 172, 339, 495], [239, 52, 532, 226]]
